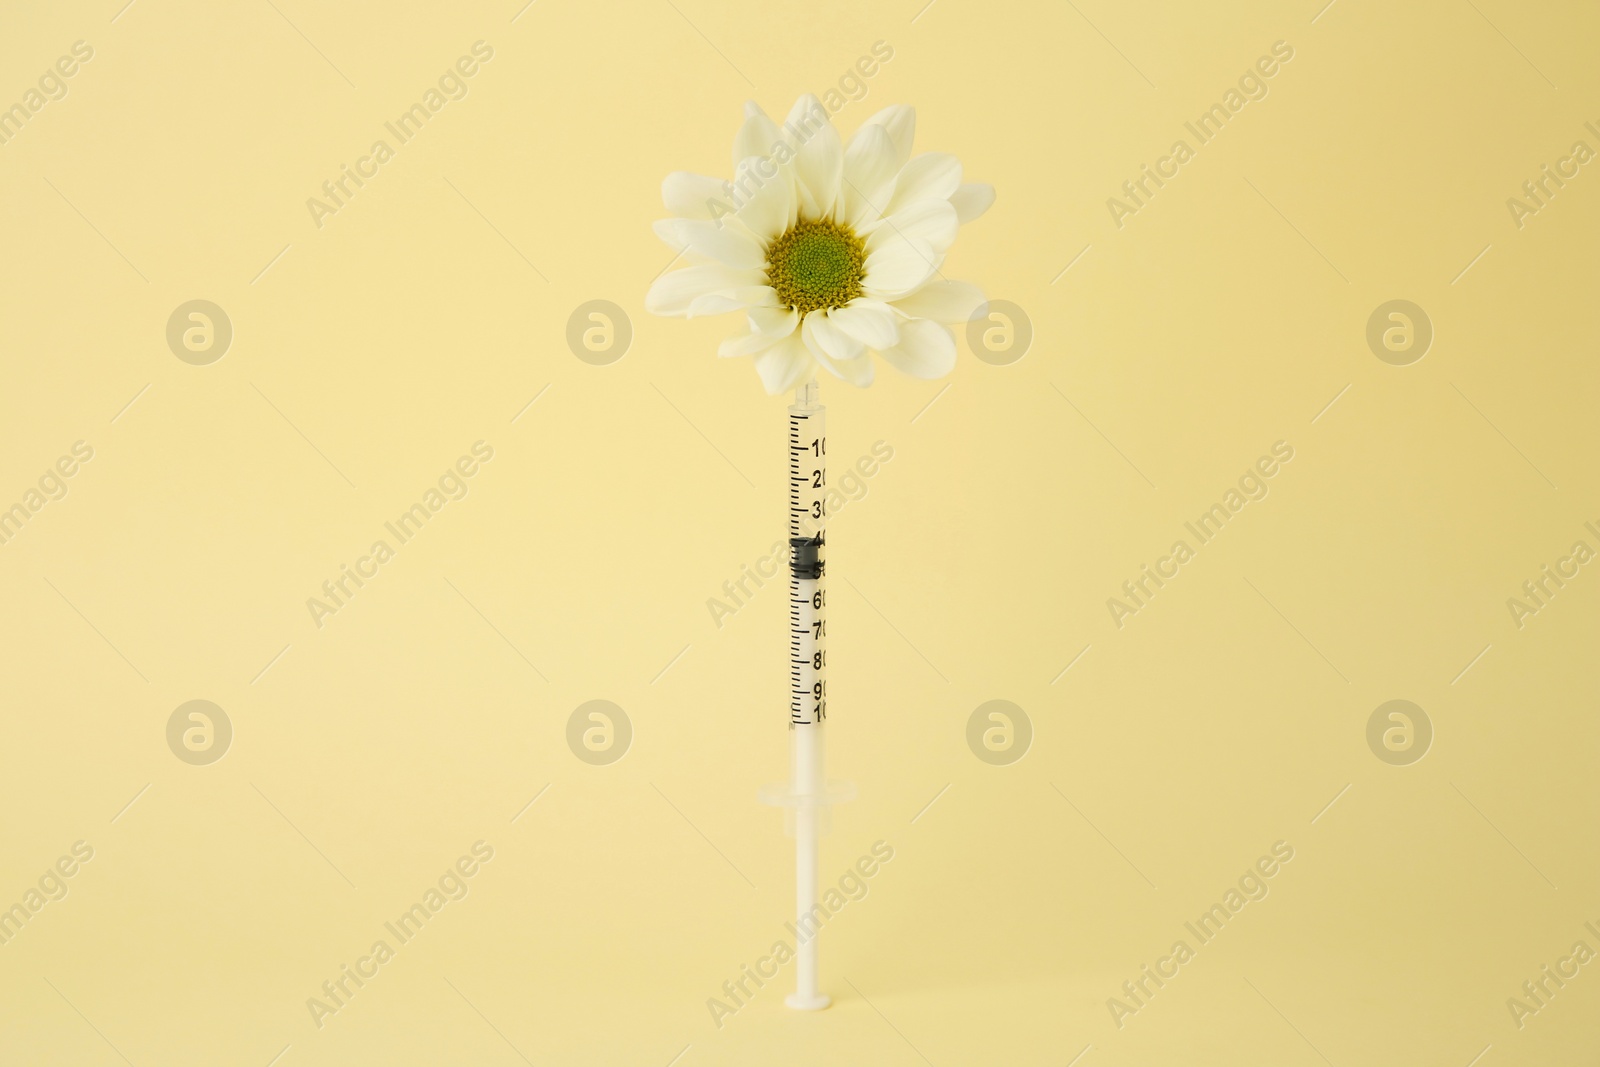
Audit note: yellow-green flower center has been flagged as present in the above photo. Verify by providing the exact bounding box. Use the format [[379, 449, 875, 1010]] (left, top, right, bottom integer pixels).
[[765, 218, 866, 315]]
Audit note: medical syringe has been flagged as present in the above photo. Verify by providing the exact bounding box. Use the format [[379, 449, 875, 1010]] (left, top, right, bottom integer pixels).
[[763, 379, 852, 1010]]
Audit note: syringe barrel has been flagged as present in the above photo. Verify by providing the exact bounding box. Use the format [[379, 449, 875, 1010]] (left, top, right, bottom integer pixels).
[[783, 383, 835, 1011], [788, 390, 826, 729]]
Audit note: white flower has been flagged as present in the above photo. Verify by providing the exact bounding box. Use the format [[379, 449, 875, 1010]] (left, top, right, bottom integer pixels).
[[646, 96, 994, 394]]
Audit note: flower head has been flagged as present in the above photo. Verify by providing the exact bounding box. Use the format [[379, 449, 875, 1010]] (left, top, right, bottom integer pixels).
[[646, 96, 994, 393]]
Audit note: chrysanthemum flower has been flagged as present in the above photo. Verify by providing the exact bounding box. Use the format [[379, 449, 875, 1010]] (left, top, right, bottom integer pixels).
[[646, 95, 994, 393]]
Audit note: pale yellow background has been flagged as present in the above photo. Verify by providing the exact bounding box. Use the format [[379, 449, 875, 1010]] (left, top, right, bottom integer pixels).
[[1, 0, 1597, 1063]]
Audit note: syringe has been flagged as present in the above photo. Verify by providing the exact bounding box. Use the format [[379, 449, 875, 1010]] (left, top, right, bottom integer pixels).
[[787, 381, 827, 1008], [763, 379, 852, 1010]]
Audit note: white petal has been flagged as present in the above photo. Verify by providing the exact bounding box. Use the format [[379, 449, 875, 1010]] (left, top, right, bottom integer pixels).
[[733, 285, 780, 307], [792, 121, 843, 220], [841, 124, 899, 228], [862, 104, 916, 169], [717, 302, 796, 351], [802, 310, 866, 363], [687, 287, 773, 317], [719, 325, 789, 358], [798, 313, 874, 386], [950, 183, 995, 224], [784, 94, 831, 143], [735, 166, 794, 242], [662, 172, 729, 218], [754, 334, 813, 394], [889, 280, 985, 324], [863, 235, 939, 298], [733, 102, 782, 172], [652, 218, 765, 269], [645, 263, 764, 316], [866, 200, 959, 254], [879, 319, 956, 379], [750, 305, 799, 336], [887, 153, 961, 215], [815, 348, 875, 387], [828, 300, 899, 349]]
